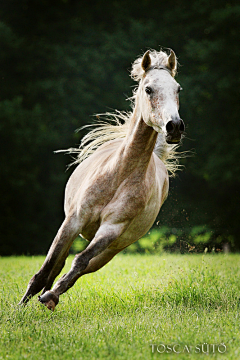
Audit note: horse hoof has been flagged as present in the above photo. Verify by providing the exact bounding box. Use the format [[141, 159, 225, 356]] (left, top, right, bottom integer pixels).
[[38, 291, 59, 311]]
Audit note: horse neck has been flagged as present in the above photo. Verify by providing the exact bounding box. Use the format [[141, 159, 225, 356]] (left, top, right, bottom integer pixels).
[[118, 106, 158, 173]]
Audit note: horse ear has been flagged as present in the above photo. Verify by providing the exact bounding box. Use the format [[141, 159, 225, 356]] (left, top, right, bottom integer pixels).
[[167, 50, 177, 74], [141, 50, 151, 72]]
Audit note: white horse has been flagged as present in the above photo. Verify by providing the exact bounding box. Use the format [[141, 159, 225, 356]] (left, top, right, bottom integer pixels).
[[19, 49, 185, 310]]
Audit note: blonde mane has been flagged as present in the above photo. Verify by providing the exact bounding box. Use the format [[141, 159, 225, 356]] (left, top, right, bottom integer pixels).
[[62, 50, 184, 176]]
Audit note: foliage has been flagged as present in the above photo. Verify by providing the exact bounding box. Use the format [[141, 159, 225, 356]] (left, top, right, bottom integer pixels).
[[0, 0, 240, 254], [71, 226, 234, 255], [0, 254, 240, 359]]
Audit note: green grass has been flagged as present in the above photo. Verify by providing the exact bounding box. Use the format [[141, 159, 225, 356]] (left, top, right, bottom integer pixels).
[[0, 254, 239, 359]]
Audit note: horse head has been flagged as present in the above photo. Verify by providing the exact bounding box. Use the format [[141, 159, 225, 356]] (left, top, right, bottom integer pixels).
[[132, 50, 185, 144]]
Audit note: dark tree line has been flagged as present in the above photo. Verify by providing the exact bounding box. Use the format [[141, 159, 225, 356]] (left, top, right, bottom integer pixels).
[[0, 0, 239, 254]]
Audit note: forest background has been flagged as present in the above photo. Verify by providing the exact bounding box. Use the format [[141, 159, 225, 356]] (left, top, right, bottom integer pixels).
[[0, 0, 239, 255]]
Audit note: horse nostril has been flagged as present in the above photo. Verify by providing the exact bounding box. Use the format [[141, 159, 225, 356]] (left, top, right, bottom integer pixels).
[[179, 119, 185, 133], [166, 121, 175, 133]]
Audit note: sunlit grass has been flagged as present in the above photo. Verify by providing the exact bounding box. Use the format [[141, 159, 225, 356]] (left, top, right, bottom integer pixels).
[[0, 254, 239, 359]]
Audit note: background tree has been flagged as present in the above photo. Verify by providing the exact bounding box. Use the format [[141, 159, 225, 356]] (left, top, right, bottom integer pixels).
[[0, 0, 239, 254]]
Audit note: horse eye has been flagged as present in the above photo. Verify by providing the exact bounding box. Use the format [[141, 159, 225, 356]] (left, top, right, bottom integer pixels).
[[145, 87, 152, 95], [177, 86, 183, 93]]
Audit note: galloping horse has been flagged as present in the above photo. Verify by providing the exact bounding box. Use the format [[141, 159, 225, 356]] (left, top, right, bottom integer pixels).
[[19, 49, 185, 310]]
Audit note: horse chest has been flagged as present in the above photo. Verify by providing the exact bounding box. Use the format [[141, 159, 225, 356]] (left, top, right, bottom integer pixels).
[[83, 169, 152, 217], [67, 161, 157, 241]]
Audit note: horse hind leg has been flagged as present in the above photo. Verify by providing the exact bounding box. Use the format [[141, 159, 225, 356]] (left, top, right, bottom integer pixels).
[[18, 214, 82, 306], [81, 248, 120, 274], [38, 222, 127, 310], [42, 246, 119, 295], [38, 248, 120, 311]]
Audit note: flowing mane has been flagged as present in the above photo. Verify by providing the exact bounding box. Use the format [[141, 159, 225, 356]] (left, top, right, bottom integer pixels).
[[61, 50, 183, 176]]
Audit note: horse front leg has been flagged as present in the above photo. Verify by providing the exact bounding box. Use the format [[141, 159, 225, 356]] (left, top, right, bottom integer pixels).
[[38, 222, 127, 310], [19, 214, 82, 306]]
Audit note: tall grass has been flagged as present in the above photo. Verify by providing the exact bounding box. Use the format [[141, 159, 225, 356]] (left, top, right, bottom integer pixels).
[[0, 254, 239, 359]]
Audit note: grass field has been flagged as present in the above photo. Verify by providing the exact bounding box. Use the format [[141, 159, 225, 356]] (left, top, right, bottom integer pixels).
[[0, 253, 239, 359]]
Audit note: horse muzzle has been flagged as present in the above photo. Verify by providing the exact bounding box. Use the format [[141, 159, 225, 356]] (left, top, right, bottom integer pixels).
[[166, 118, 185, 144]]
